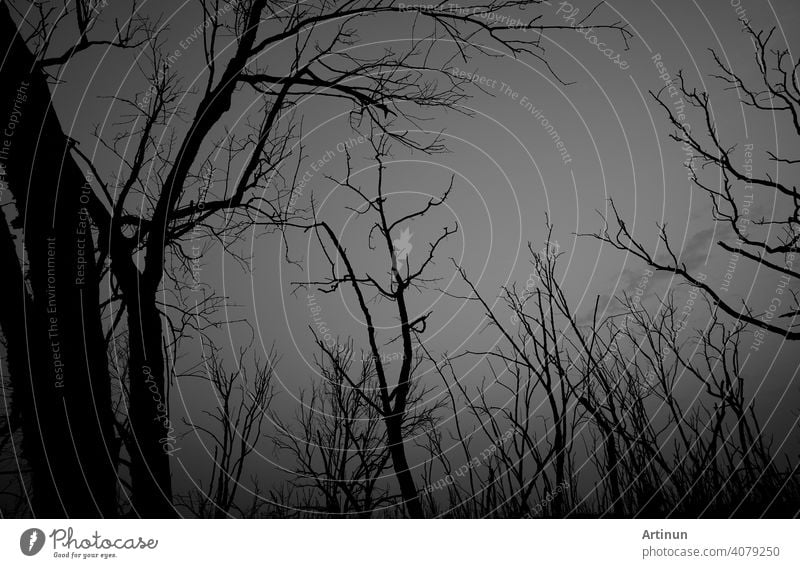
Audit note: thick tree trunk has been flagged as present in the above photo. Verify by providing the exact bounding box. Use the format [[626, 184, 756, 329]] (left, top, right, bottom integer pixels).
[[0, 2, 117, 517], [123, 283, 175, 517], [0, 210, 57, 514], [108, 1, 274, 520], [385, 415, 422, 518], [383, 293, 423, 518]]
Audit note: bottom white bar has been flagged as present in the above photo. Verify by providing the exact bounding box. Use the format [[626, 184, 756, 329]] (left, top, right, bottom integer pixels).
[[1, 519, 797, 567]]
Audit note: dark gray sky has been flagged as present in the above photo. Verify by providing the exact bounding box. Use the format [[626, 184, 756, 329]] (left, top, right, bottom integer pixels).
[[24, 0, 800, 507]]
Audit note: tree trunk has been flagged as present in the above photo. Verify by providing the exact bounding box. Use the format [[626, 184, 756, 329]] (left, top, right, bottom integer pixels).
[[123, 283, 175, 517], [604, 428, 625, 517], [0, 2, 117, 517], [0, 209, 57, 514], [386, 415, 422, 518]]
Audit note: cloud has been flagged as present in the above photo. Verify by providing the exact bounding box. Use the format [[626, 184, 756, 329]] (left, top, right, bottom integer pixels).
[[576, 223, 735, 325]]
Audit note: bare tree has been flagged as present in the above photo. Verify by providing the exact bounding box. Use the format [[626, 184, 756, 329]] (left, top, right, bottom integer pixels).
[[2, 0, 631, 516], [178, 344, 276, 518], [592, 25, 800, 340], [273, 338, 390, 516], [429, 228, 799, 517], [288, 129, 460, 517], [0, 0, 149, 517], [607, 293, 799, 517], [437, 232, 579, 518], [55, 0, 631, 516]]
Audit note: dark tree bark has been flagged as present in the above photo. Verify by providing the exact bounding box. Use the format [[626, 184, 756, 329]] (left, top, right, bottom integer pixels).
[[123, 283, 174, 517], [590, 26, 800, 340], [1, 0, 630, 518], [0, 1, 117, 517], [0, 208, 53, 514], [106, 0, 271, 518]]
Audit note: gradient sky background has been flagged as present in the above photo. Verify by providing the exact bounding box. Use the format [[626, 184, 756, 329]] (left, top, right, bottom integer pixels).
[[18, 0, 800, 508]]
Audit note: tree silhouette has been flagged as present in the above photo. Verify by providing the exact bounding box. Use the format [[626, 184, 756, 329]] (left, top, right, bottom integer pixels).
[[425, 230, 799, 517], [0, 0, 149, 517], [288, 130, 457, 517], [592, 25, 800, 340], [272, 335, 439, 517], [178, 343, 276, 518], [46, 0, 628, 517]]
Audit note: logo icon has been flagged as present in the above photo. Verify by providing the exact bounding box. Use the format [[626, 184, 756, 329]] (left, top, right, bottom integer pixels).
[[544, 240, 560, 258], [20, 528, 45, 556], [393, 227, 413, 271]]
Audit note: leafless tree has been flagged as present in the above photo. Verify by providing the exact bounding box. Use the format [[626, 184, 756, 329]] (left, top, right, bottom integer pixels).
[[591, 25, 800, 340], [53, 0, 631, 516], [564, 286, 799, 517], [0, 0, 150, 517], [178, 343, 276, 518], [426, 227, 799, 517], [273, 338, 393, 516], [433, 230, 578, 518], [2, 0, 632, 517], [596, 293, 799, 517], [288, 128, 462, 517]]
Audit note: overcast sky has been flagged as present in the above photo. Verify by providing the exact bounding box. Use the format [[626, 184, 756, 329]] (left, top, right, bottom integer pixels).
[[27, 0, 800, 505]]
